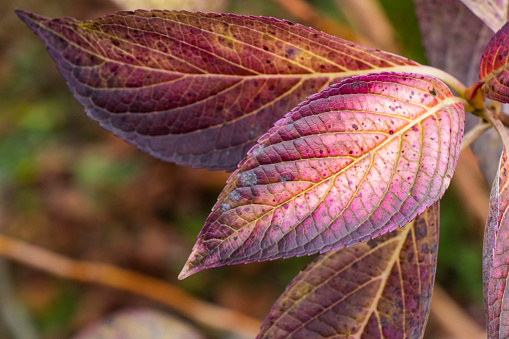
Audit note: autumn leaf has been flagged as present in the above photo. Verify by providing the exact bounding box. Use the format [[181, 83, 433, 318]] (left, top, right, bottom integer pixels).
[[258, 203, 439, 339], [179, 72, 464, 279], [480, 21, 509, 103], [15, 9, 422, 171], [483, 149, 509, 339]]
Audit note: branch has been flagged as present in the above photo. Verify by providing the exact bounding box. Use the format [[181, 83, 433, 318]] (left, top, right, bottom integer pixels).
[[460, 120, 491, 152], [0, 234, 261, 339], [482, 106, 509, 151]]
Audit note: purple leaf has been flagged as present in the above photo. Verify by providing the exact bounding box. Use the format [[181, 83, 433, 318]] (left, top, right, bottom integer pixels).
[[258, 203, 439, 339], [480, 21, 509, 103], [483, 150, 509, 339], [179, 72, 464, 279], [15, 9, 421, 172]]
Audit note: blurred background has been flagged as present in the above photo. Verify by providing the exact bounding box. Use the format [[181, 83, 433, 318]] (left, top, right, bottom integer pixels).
[[0, 0, 489, 338]]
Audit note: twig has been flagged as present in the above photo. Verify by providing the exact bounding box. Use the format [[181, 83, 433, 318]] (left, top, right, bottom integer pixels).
[[482, 106, 509, 151], [460, 120, 491, 153], [0, 234, 261, 339], [334, 0, 399, 52], [430, 285, 486, 339]]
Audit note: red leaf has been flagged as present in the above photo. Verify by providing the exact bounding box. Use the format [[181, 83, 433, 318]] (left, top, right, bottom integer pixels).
[[179, 72, 464, 279], [483, 150, 509, 338], [480, 21, 509, 103], [16, 9, 421, 171], [258, 203, 439, 339]]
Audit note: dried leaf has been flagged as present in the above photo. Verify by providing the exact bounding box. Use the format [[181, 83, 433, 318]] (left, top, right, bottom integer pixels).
[[459, 0, 508, 32], [258, 203, 439, 339], [16, 9, 421, 171], [179, 72, 464, 279], [483, 150, 509, 339], [72, 308, 206, 339], [480, 21, 509, 103]]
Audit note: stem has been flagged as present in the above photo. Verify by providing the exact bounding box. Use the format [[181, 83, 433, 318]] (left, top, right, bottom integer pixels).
[[460, 121, 491, 153], [0, 234, 261, 339], [482, 107, 509, 151]]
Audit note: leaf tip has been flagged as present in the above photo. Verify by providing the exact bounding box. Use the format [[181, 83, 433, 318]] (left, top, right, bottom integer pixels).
[[178, 246, 207, 280], [177, 261, 203, 280], [177, 268, 191, 280], [15, 9, 48, 28], [15, 9, 52, 39]]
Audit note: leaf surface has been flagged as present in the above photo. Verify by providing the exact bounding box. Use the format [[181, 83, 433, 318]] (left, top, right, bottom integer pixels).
[[458, 0, 508, 32], [72, 308, 206, 339], [179, 72, 464, 279], [483, 149, 509, 339], [16, 9, 421, 171], [480, 21, 509, 103], [258, 203, 439, 339]]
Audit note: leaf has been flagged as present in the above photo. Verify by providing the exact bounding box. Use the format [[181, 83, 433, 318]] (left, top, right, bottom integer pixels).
[[483, 149, 509, 339], [459, 0, 508, 33], [480, 21, 509, 103], [413, 0, 501, 187], [258, 203, 439, 339], [16, 9, 421, 172], [72, 308, 206, 339], [179, 72, 465, 279]]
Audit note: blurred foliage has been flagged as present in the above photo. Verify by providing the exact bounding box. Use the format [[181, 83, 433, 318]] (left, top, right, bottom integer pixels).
[[1, 0, 484, 338]]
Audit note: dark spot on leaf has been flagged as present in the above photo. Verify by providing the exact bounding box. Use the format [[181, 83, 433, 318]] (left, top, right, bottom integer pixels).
[[279, 173, 293, 182], [421, 243, 429, 253], [240, 171, 257, 186], [367, 239, 377, 249], [429, 88, 437, 96], [352, 124, 359, 130]]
